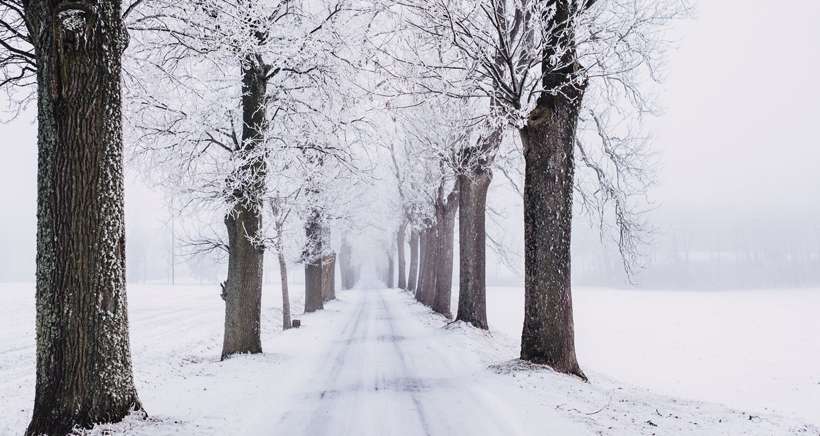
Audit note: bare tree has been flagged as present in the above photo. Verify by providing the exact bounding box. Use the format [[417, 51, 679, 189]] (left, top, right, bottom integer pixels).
[[126, 0, 355, 355], [432, 184, 459, 317], [270, 190, 300, 330], [383, 136, 417, 291], [300, 150, 355, 309]]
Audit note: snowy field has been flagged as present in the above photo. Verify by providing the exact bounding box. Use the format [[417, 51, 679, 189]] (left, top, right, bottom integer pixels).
[[1, 283, 818, 435], [483, 286, 820, 427]]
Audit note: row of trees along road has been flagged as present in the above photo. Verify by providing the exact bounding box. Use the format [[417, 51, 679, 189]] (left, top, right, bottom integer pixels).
[[377, 0, 687, 380], [0, 0, 685, 433]]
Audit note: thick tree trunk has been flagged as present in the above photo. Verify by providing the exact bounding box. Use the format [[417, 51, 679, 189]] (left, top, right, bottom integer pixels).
[[304, 260, 323, 312], [397, 222, 407, 289], [432, 191, 459, 318], [279, 251, 291, 330], [518, 0, 587, 379], [222, 206, 264, 358], [456, 172, 492, 329], [407, 229, 420, 292], [25, 2, 141, 434], [322, 253, 336, 301], [304, 210, 324, 312], [221, 57, 267, 360], [518, 87, 586, 380]]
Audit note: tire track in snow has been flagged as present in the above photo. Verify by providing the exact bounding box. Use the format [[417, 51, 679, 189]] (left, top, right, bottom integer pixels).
[[376, 289, 525, 436], [267, 288, 526, 436], [273, 291, 372, 435], [376, 290, 434, 436]]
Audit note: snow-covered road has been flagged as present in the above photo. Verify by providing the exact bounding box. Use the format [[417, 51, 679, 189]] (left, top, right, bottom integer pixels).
[[247, 288, 580, 436]]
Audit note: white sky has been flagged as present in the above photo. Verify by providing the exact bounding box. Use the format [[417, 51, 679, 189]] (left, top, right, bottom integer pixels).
[[1, 0, 818, 282], [651, 1, 820, 219]]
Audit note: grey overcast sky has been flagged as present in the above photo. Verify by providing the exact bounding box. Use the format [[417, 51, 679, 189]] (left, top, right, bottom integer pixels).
[[651, 1, 820, 219], [0, 0, 819, 283]]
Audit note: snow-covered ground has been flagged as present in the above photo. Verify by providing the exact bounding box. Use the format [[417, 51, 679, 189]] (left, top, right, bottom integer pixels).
[[0, 283, 818, 435], [482, 286, 820, 427]]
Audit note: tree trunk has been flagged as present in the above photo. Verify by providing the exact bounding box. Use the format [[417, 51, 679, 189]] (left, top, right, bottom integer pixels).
[[456, 172, 492, 329], [433, 191, 458, 318], [25, 2, 141, 434], [322, 253, 336, 301], [329, 255, 336, 299], [279, 251, 291, 330], [518, 0, 587, 379], [305, 260, 323, 312], [319, 224, 335, 302], [407, 229, 420, 292], [221, 56, 268, 360], [415, 228, 428, 301], [304, 210, 324, 312], [419, 226, 439, 307], [397, 221, 407, 289], [222, 206, 264, 358], [518, 85, 586, 380]]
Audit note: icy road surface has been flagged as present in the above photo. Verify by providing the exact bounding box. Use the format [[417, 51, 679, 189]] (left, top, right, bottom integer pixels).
[[1, 285, 817, 435]]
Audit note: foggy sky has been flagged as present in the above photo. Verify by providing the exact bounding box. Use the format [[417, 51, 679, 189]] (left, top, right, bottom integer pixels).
[[1, 1, 819, 286]]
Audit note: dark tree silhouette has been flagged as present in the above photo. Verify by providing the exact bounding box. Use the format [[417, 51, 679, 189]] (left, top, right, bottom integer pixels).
[[22, 1, 142, 433]]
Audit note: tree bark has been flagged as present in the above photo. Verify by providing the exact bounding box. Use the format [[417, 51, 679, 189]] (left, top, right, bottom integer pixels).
[[322, 253, 336, 302], [304, 209, 324, 312], [278, 251, 291, 330], [518, 2, 586, 378], [518, 111, 585, 378], [396, 221, 407, 289], [221, 56, 268, 360], [25, 2, 141, 434], [304, 259, 323, 312], [432, 190, 459, 318], [407, 229, 420, 292], [222, 206, 264, 358], [456, 172, 492, 329]]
